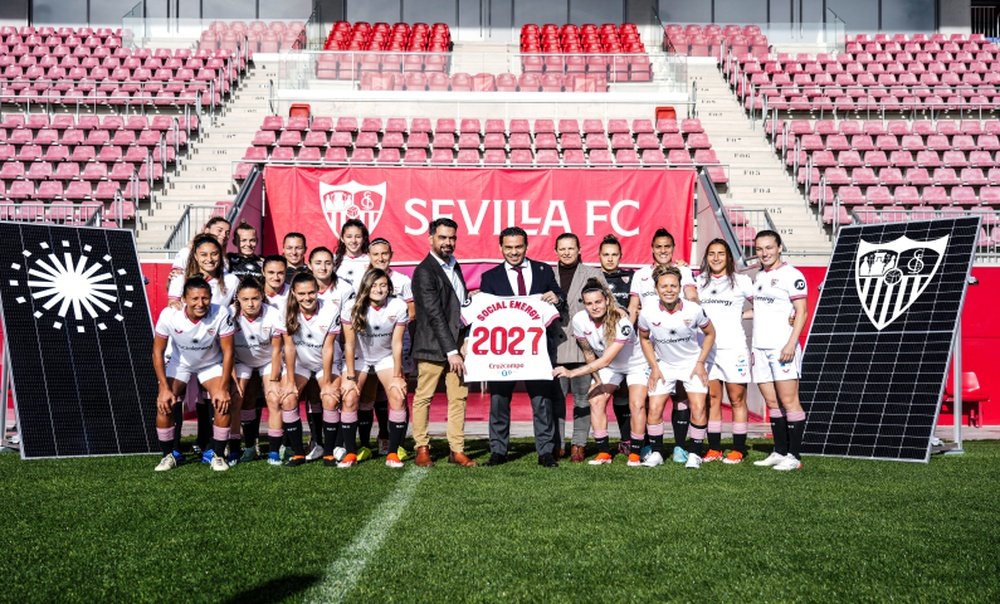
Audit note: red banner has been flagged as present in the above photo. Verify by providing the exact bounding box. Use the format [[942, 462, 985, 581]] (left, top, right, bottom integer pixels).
[[262, 166, 696, 266]]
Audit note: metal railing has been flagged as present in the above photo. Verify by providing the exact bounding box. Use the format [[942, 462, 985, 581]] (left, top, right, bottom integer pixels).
[[229, 158, 727, 181], [162, 204, 223, 253], [0, 202, 103, 226], [972, 3, 1000, 38], [0, 91, 203, 126], [277, 49, 688, 95], [723, 48, 1000, 128]]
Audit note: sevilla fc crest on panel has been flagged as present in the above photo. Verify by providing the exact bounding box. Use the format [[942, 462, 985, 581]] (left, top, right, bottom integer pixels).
[[854, 235, 948, 330], [319, 180, 387, 237]]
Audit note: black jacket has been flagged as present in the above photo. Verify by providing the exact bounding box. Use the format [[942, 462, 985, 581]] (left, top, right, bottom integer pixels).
[[411, 253, 469, 363]]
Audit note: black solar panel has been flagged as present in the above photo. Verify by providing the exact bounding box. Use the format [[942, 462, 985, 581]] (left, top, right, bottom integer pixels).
[[0, 223, 158, 458], [800, 217, 980, 463]]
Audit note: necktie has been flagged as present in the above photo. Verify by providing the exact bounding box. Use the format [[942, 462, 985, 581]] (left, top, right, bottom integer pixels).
[[513, 264, 527, 296]]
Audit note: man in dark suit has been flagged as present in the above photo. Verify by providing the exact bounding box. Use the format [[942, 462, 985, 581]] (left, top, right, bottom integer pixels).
[[479, 226, 564, 467], [411, 218, 476, 468]]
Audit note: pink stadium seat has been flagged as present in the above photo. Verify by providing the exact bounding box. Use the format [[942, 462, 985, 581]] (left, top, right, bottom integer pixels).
[[377, 148, 401, 164], [903, 167, 933, 186], [534, 133, 557, 150], [6, 180, 34, 200], [351, 148, 374, 162], [952, 186, 978, 205], [922, 186, 949, 205], [430, 149, 454, 165], [458, 149, 483, 165], [933, 167, 962, 186], [980, 186, 1000, 205], [667, 149, 692, 165], [510, 149, 533, 165], [894, 186, 921, 205]]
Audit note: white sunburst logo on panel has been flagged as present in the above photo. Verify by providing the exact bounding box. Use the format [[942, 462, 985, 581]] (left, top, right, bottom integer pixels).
[[9, 240, 129, 332]]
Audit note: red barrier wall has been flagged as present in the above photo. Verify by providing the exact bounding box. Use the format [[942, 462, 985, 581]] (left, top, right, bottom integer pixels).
[[111, 262, 1000, 428]]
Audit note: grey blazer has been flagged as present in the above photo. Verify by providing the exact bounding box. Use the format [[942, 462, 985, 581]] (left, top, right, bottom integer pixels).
[[553, 263, 608, 364]]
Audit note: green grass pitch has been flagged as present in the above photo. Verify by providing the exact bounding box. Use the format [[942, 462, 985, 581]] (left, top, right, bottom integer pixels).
[[2, 440, 999, 603]]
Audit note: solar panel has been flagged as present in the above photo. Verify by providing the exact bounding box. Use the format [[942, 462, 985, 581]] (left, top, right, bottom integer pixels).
[[0, 223, 158, 459], [800, 217, 980, 463]]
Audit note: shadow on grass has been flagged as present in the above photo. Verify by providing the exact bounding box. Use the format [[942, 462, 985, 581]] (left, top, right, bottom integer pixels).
[[222, 573, 322, 604], [414, 439, 548, 465]]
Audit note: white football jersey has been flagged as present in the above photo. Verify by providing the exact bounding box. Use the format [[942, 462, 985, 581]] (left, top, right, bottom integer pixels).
[[155, 304, 234, 368], [275, 298, 341, 372], [570, 310, 646, 374], [318, 279, 355, 310], [167, 272, 240, 306], [389, 270, 413, 302], [637, 300, 711, 367], [629, 264, 696, 308], [340, 296, 409, 366], [232, 304, 282, 368], [264, 282, 290, 311], [696, 273, 753, 350], [752, 263, 807, 350], [336, 254, 371, 292]]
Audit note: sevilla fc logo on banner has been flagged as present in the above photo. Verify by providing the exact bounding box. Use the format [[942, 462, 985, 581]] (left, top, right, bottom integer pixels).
[[854, 234, 948, 330], [319, 180, 387, 237]]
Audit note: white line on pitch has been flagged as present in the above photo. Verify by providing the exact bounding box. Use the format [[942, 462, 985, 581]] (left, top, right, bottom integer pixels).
[[307, 467, 428, 603]]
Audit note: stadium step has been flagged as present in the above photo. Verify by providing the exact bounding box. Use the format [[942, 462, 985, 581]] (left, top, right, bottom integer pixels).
[[137, 62, 274, 251], [688, 62, 832, 257]]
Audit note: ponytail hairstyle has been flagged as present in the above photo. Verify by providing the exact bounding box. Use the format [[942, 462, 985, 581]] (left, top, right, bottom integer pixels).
[[185, 234, 227, 295], [651, 227, 675, 247], [232, 277, 264, 329], [581, 277, 623, 347], [333, 219, 370, 274], [600, 233, 622, 252], [285, 272, 319, 336], [698, 238, 736, 289], [351, 267, 392, 335]]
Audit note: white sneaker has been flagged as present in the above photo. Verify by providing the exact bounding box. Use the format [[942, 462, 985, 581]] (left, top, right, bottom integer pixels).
[[641, 451, 664, 467], [154, 454, 177, 472], [772, 454, 802, 471], [210, 455, 229, 472], [305, 445, 326, 462], [333, 446, 347, 461], [685, 453, 703, 469], [753, 451, 787, 467]]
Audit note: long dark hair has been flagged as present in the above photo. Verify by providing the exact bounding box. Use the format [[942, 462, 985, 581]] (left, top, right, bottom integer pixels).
[[185, 234, 227, 294], [351, 268, 393, 334], [334, 219, 370, 274], [233, 277, 264, 329], [699, 238, 736, 289], [285, 272, 319, 336]]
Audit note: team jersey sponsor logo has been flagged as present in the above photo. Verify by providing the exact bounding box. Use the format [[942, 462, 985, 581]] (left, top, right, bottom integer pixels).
[[319, 180, 387, 238], [855, 234, 947, 330]]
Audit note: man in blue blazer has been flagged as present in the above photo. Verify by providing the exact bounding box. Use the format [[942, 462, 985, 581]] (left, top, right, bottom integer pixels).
[[478, 226, 565, 467]]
